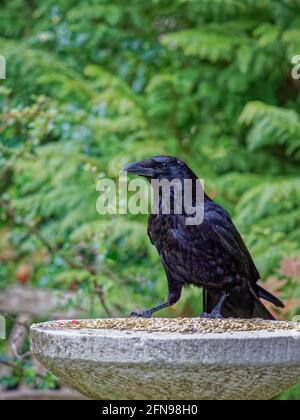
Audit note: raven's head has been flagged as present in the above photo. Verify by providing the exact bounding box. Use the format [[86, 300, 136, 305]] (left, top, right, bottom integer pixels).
[[122, 156, 196, 180]]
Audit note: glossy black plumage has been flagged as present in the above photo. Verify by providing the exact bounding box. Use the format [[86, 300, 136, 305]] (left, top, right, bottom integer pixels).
[[123, 156, 284, 319]]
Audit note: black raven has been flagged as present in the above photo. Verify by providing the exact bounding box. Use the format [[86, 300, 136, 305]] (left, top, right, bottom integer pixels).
[[123, 156, 284, 319]]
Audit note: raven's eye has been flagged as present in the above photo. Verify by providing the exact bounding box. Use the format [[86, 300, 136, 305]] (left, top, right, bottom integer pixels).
[[161, 162, 167, 168]]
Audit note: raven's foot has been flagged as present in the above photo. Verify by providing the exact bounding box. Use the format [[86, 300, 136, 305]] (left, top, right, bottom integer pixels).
[[200, 292, 229, 319], [200, 311, 223, 320], [129, 310, 152, 318]]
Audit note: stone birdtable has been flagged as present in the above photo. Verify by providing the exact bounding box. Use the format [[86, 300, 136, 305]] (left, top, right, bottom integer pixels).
[[30, 318, 300, 400]]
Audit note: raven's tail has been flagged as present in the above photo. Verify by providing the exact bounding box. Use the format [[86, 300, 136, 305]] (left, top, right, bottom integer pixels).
[[251, 285, 284, 320], [257, 285, 284, 308], [252, 299, 276, 320], [203, 287, 284, 320]]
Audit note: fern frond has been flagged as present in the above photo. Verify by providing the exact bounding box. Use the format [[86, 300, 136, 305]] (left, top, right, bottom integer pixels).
[[67, 4, 123, 26], [70, 218, 154, 257], [236, 177, 300, 225], [161, 28, 248, 62], [184, 0, 258, 21], [282, 27, 300, 58], [239, 101, 300, 155]]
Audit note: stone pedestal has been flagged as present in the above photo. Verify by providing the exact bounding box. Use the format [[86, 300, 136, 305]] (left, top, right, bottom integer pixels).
[[30, 318, 300, 400]]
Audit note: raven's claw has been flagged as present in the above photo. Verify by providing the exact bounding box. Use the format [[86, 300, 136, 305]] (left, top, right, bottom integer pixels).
[[200, 312, 223, 319], [200, 293, 228, 319], [129, 310, 152, 318]]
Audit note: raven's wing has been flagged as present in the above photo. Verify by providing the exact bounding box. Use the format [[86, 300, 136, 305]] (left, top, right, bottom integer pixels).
[[148, 210, 260, 292], [148, 209, 283, 313], [206, 208, 284, 308], [206, 208, 261, 300]]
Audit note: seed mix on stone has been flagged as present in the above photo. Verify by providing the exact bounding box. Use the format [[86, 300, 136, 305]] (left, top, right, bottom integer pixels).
[[41, 318, 300, 334]]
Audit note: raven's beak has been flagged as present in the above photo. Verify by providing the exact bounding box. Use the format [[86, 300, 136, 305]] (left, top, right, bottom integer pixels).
[[122, 160, 154, 177]]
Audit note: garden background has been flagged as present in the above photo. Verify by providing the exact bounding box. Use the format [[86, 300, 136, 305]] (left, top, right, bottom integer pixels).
[[1, 0, 300, 400]]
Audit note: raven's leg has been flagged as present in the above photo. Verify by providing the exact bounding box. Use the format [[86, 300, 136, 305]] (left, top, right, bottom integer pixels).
[[201, 292, 229, 319], [130, 278, 182, 318]]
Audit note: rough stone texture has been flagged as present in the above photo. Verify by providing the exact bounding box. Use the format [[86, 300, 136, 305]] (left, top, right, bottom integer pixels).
[[30, 319, 300, 400]]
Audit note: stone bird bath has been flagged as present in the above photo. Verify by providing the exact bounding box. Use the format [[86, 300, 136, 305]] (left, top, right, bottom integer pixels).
[[30, 318, 300, 400]]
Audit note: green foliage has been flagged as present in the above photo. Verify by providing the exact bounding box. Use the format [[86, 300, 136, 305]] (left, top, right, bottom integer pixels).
[[240, 101, 300, 154], [1, 0, 300, 399]]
